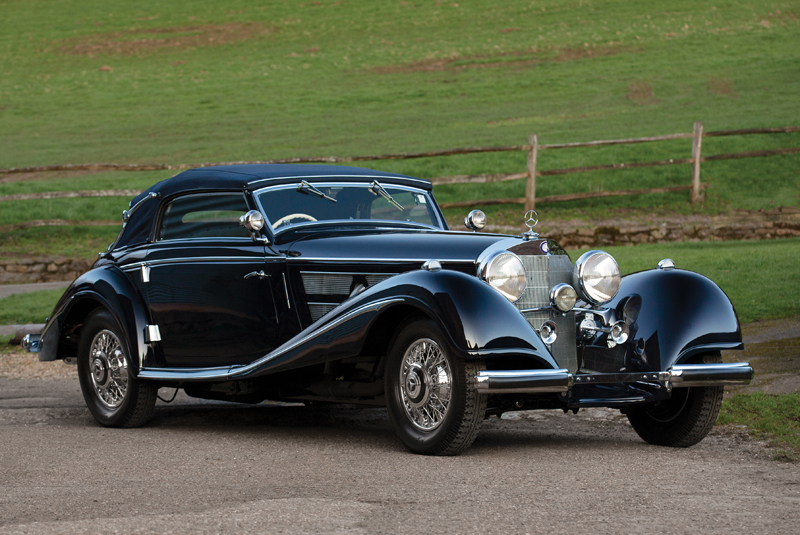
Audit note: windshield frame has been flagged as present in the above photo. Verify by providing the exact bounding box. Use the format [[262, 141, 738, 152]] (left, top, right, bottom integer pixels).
[[253, 181, 445, 237]]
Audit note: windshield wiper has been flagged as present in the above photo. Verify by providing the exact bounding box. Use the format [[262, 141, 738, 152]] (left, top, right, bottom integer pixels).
[[297, 180, 337, 203], [369, 180, 404, 211]]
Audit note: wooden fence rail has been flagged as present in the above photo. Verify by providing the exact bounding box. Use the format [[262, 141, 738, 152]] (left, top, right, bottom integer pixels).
[[0, 125, 798, 210]]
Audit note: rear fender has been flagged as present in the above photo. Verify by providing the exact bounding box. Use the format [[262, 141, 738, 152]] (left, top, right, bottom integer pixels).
[[607, 268, 742, 371], [38, 266, 152, 374]]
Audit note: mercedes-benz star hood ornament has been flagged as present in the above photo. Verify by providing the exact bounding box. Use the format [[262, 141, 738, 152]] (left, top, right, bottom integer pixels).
[[523, 209, 539, 241]]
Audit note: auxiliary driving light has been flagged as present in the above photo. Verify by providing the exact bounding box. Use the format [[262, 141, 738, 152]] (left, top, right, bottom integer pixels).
[[540, 320, 558, 344], [610, 321, 630, 345], [550, 283, 578, 312]]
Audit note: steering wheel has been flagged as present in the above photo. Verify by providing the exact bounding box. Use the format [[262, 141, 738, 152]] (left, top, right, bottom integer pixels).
[[273, 213, 317, 229]]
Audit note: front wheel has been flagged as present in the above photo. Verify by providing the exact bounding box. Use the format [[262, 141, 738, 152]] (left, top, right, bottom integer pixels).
[[627, 352, 724, 447], [384, 319, 486, 456], [77, 309, 157, 428]]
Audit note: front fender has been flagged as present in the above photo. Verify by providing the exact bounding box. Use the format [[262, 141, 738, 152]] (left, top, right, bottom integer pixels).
[[607, 268, 742, 371], [38, 266, 153, 374], [220, 269, 558, 380]]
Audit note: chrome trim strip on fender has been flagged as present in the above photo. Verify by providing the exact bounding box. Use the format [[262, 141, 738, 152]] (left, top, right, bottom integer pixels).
[[137, 297, 404, 381], [121, 257, 277, 272]]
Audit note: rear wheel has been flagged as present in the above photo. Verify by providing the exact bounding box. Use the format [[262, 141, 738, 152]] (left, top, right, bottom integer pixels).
[[385, 319, 486, 455], [77, 309, 157, 428], [627, 352, 724, 447]]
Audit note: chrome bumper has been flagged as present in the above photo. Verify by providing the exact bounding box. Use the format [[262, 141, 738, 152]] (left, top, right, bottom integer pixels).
[[21, 333, 42, 353], [475, 362, 753, 394]]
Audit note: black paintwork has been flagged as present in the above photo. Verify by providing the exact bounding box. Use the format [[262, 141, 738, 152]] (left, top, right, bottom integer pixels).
[[38, 164, 744, 409]]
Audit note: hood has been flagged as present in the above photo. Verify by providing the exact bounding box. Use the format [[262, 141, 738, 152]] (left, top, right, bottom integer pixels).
[[282, 228, 520, 265]]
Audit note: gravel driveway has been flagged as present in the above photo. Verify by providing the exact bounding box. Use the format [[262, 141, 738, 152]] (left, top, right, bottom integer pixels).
[[1, 376, 798, 534]]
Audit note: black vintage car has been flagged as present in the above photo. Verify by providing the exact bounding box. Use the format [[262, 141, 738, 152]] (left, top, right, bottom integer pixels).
[[24, 164, 753, 455]]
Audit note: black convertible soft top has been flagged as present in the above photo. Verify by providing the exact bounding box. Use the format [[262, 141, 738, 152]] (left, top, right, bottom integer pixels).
[[115, 164, 432, 250]]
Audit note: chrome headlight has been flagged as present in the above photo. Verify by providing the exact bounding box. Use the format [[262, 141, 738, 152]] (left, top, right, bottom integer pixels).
[[479, 251, 527, 303], [573, 250, 621, 305]]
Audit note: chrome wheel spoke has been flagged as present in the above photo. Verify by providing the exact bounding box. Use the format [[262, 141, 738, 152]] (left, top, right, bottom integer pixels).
[[399, 338, 452, 431], [88, 329, 127, 409]]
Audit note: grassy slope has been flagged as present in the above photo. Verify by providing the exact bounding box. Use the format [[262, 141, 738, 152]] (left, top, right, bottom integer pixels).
[[0, 0, 798, 225]]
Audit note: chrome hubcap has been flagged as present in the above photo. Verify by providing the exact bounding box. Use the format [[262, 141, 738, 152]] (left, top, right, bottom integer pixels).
[[89, 330, 128, 408], [399, 338, 451, 431]]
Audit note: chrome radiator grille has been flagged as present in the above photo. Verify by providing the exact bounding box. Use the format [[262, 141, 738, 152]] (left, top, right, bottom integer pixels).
[[513, 254, 578, 373]]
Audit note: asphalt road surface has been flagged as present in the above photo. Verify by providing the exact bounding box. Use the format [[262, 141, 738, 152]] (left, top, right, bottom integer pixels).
[[1, 376, 798, 534]]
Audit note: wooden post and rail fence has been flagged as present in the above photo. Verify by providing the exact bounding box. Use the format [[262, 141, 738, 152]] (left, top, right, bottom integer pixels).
[[1, 124, 798, 216]]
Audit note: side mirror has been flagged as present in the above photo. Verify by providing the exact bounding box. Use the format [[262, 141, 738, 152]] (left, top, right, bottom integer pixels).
[[239, 210, 265, 232], [464, 210, 487, 232]]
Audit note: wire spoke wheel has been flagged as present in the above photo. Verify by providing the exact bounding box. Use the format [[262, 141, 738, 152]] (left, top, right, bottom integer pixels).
[[77, 309, 157, 428], [399, 338, 452, 431], [89, 329, 129, 408], [385, 319, 486, 455]]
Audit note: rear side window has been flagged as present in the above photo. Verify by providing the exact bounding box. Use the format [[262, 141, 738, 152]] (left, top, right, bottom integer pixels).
[[158, 193, 250, 241]]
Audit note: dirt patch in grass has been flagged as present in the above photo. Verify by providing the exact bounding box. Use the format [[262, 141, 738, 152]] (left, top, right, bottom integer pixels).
[[60, 22, 278, 56], [370, 45, 629, 74], [708, 76, 737, 97], [0, 169, 105, 185], [625, 82, 659, 105]]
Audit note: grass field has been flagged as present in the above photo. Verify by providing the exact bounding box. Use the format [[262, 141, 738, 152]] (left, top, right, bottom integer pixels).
[[0, 0, 798, 232], [719, 393, 800, 461]]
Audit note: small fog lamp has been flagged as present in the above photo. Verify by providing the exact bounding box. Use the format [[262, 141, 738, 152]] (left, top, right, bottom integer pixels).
[[610, 321, 630, 345], [539, 320, 558, 345], [550, 283, 577, 312]]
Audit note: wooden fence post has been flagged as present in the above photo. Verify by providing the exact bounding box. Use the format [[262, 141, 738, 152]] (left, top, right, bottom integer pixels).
[[525, 134, 538, 211], [691, 121, 704, 203]]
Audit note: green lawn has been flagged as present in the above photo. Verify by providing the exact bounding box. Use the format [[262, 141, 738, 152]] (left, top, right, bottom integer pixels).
[[0, 0, 798, 226], [719, 393, 800, 461], [0, 288, 64, 325], [575, 238, 800, 324]]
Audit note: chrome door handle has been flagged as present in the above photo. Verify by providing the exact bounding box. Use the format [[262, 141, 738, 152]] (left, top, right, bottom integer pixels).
[[244, 270, 270, 280]]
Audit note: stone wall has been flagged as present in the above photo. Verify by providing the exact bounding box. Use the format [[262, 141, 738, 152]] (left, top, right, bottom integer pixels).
[[1, 208, 799, 284], [0, 256, 93, 284], [490, 207, 800, 249]]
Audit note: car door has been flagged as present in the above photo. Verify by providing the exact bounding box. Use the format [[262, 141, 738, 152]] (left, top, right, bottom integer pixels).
[[144, 191, 283, 368]]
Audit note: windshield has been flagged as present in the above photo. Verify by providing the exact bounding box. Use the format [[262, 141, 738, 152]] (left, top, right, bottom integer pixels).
[[256, 182, 442, 231]]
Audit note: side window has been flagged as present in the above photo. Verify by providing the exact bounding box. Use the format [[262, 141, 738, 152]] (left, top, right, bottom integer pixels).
[[158, 193, 251, 241]]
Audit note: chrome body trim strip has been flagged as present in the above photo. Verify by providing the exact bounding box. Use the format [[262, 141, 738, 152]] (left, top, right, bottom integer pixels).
[[281, 273, 291, 309], [121, 257, 274, 271], [138, 297, 404, 381], [290, 258, 477, 263]]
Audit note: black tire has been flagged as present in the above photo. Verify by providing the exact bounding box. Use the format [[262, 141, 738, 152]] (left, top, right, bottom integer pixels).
[[384, 318, 487, 456], [627, 352, 724, 447], [77, 309, 157, 428]]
